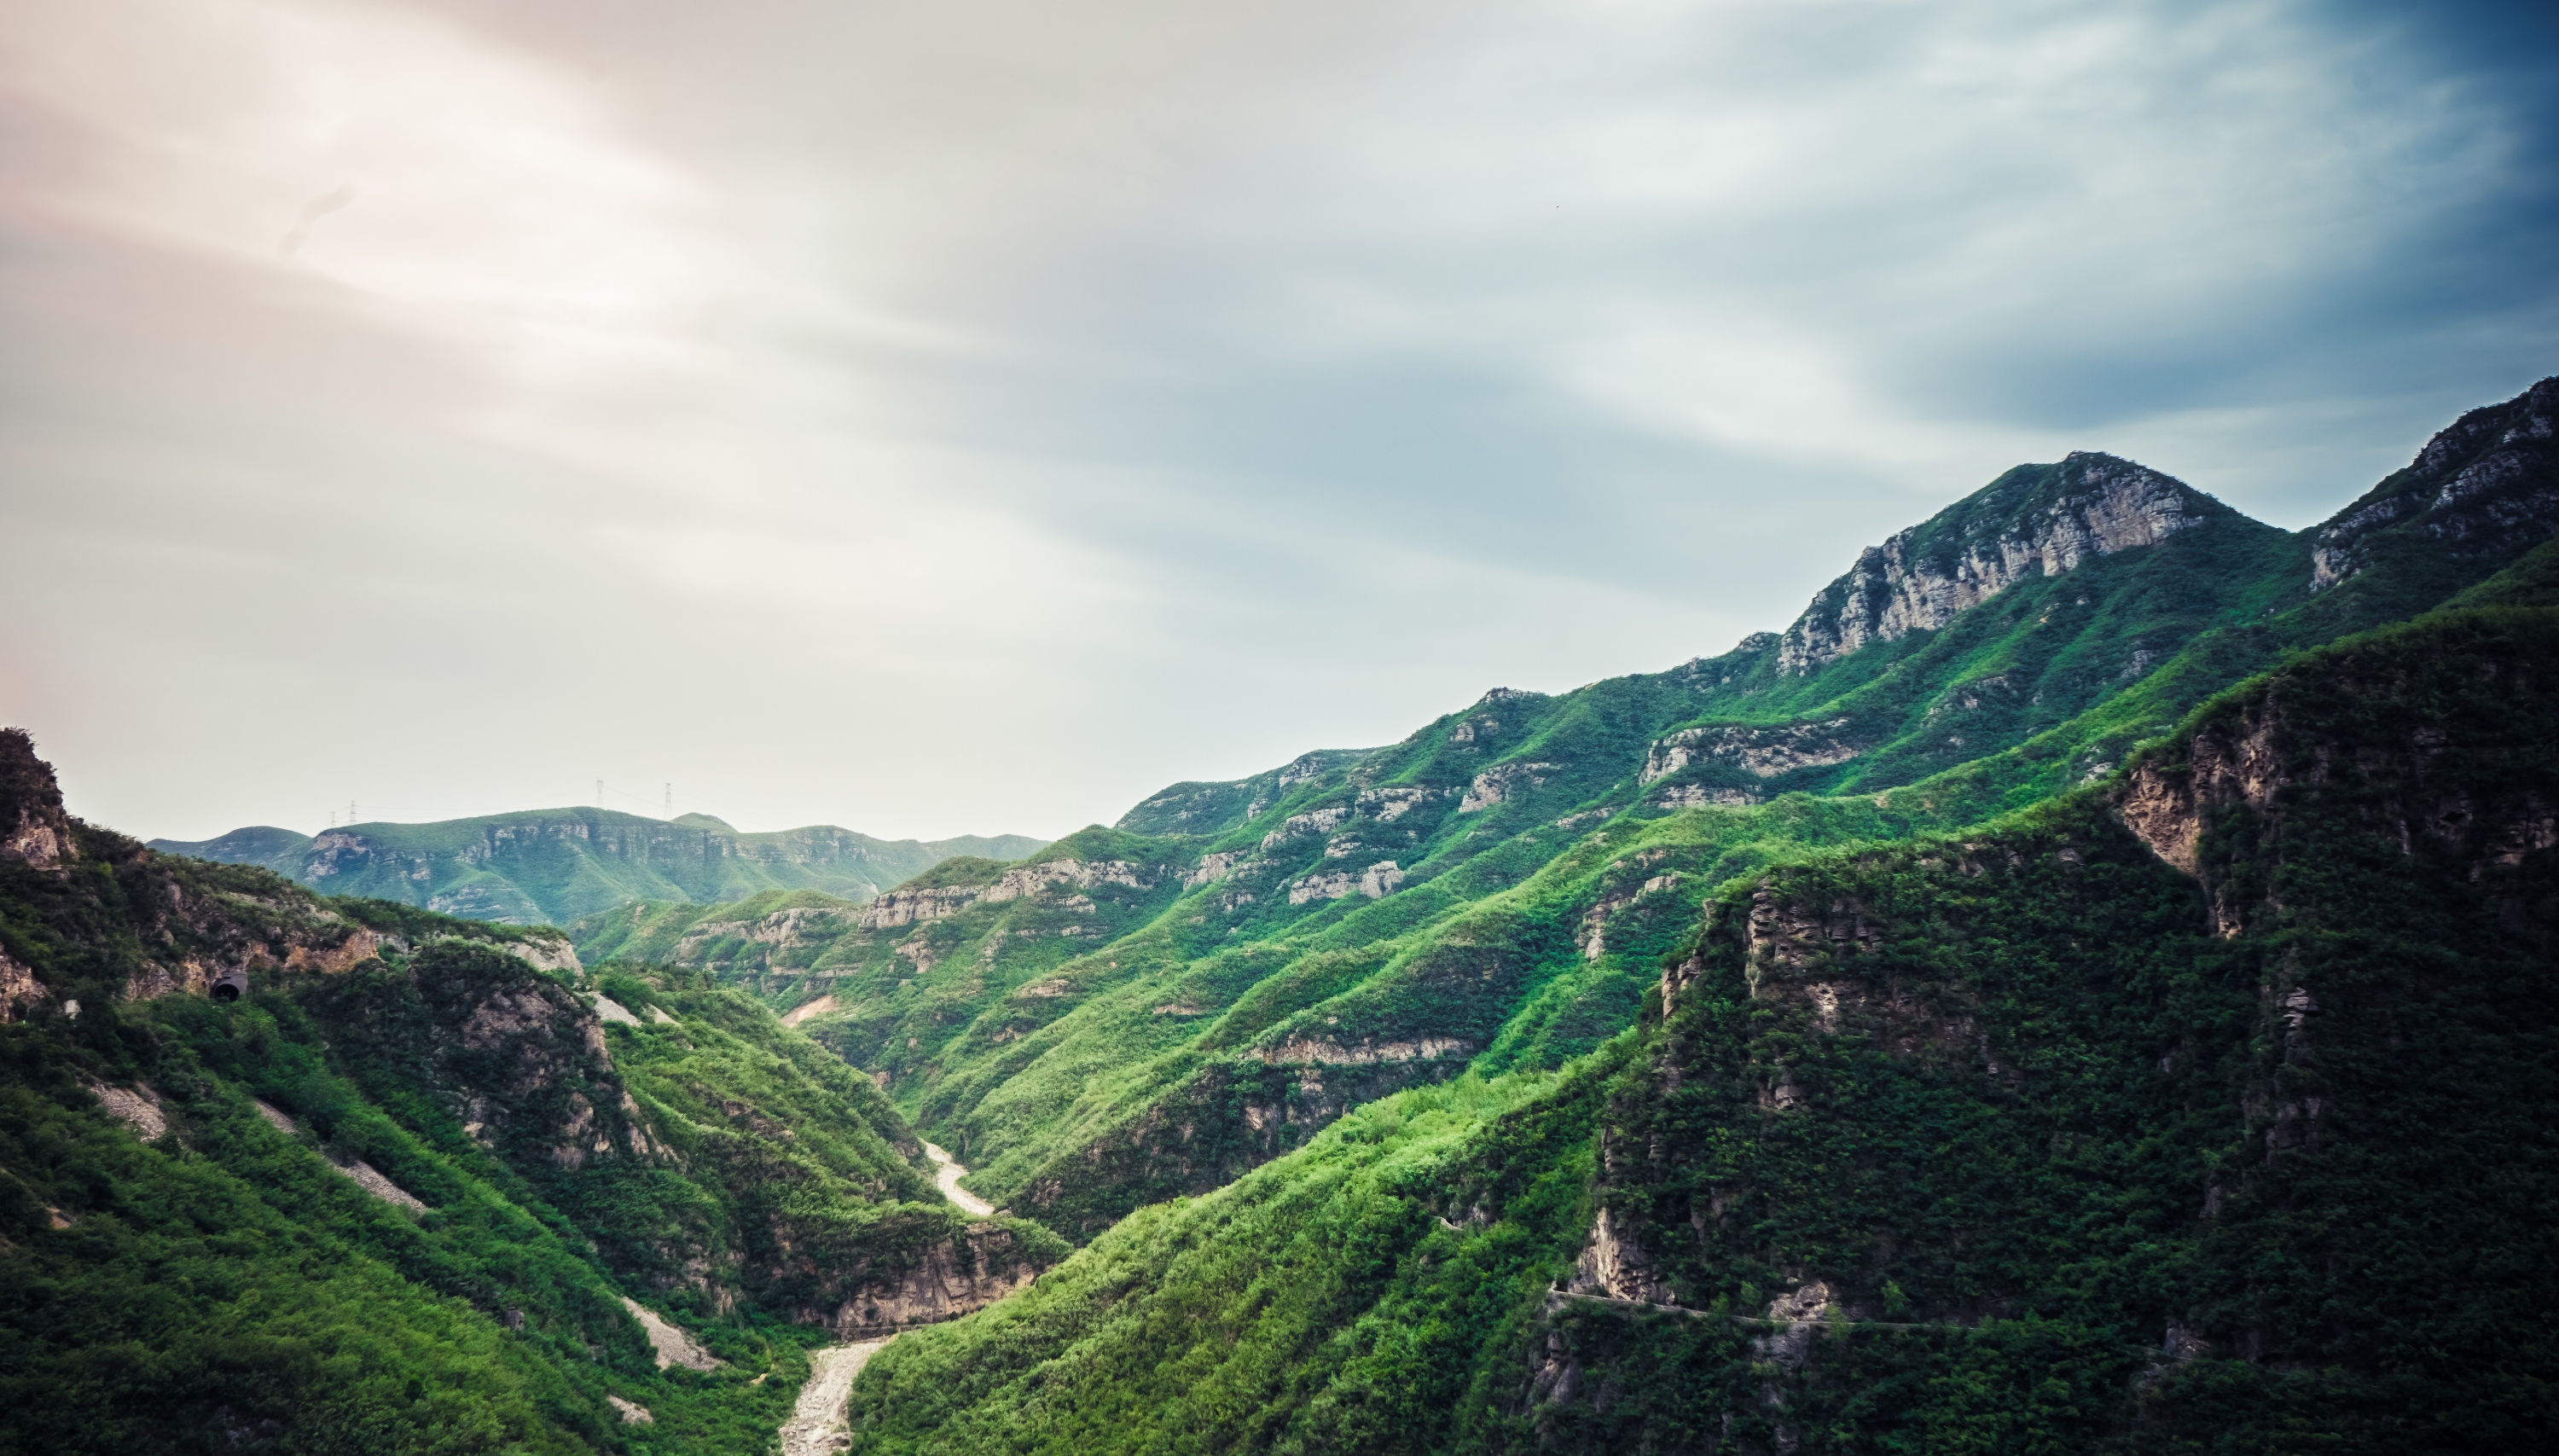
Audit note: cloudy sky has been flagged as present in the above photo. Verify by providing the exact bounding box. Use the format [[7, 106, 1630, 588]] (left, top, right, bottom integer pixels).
[[3, 0, 2554, 843]]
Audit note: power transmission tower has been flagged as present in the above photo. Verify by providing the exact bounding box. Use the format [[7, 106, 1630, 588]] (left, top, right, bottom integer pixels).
[[595, 779, 603, 808], [349, 799, 356, 826], [664, 782, 671, 817]]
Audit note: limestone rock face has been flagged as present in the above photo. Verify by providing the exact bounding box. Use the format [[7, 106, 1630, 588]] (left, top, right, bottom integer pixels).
[[1778, 453, 2210, 675], [1260, 807, 1350, 850], [1251, 1033, 1467, 1065], [1643, 719, 1858, 783], [817, 1223, 1044, 1337], [2115, 641, 2559, 941], [673, 906, 851, 963], [857, 883, 988, 930], [2310, 374, 2559, 592], [1460, 763, 1561, 813], [858, 857, 1160, 931], [2117, 712, 2291, 879], [1565, 1205, 1676, 1305], [1285, 861, 1404, 905]]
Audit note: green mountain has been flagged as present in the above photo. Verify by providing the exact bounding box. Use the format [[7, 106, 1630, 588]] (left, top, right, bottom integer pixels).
[[841, 571, 2559, 1453], [148, 811, 1047, 928], [578, 377, 2559, 1250], [0, 732, 1059, 1454], [14, 375, 2555, 1453]]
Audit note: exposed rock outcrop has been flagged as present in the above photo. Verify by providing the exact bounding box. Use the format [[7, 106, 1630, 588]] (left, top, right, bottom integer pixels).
[[1253, 1034, 1470, 1065], [857, 883, 989, 929], [1356, 786, 1443, 822], [816, 1224, 1044, 1337], [1566, 1205, 1676, 1305], [1651, 785, 1760, 810], [858, 857, 1160, 931], [1779, 454, 2210, 674], [1642, 719, 1858, 782], [1285, 861, 1404, 904], [332, 1158, 428, 1212], [673, 906, 853, 964], [0, 728, 76, 871], [1181, 850, 1256, 889], [0, 945, 54, 1022], [1461, 763, 1561, 813], [2310, 375, 2559, 592], [1260, 808, 1350, 849]]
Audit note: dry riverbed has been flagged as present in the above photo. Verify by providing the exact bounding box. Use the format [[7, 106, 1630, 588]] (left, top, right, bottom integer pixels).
[[922, 1140, 993, 1215], [779, 1338, 895, 1456], [777, 1142, 1000, 1449]]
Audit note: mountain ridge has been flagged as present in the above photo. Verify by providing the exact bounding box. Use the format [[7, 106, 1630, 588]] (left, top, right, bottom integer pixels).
[[150, 808, 1047, 928], [840, 542, 2559, 1455], [578, 376, 2559, 1248], [9, 374, 2557, 1455], [0, 732, 1062, 1452]]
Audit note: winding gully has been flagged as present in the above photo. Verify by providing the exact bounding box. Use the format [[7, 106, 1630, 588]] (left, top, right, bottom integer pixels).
[[779, 1141, 998, 1453]]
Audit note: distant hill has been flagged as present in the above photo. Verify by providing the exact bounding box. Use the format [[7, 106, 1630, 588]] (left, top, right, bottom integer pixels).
[[150, 809, 1046, 927]]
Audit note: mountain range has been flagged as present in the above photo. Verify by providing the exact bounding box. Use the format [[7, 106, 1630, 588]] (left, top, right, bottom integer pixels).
[[577, 379, 2559, 1247], [148, 811, 1047, 928], [5, 373, 2555, 1453]]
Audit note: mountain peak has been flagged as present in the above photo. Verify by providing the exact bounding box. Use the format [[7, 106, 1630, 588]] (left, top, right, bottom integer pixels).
[[1775, 454, 2229, 675], [2310, 374, 2559, 593]]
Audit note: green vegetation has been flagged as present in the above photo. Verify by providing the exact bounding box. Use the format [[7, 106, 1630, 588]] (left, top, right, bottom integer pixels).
[[583, 388, 2559, 1250], [0, 781, 1059, 1455], [846, 1058, 1625, 1455], [839, 588, 2559, 1454], [150, 810, 1046, 927], [14, 377, 2552, 1452]]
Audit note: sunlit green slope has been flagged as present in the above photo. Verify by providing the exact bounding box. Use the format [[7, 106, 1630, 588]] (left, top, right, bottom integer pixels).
[[580, 379, 2557, 1245], [844, 557, 2559, 1454], [0, 740, 1061, 1455], [150, 809, 1046, 927]]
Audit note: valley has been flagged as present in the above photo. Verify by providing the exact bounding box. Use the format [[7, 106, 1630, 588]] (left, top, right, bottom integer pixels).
[[4, 374, 2556, 1453]]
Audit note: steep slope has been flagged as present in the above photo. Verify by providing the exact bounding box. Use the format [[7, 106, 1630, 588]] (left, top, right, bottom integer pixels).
[[151, 809, 1046, 926], [838, 576, 2559, 1455], [573, 380, 2559, 1248], [0, 733, 1061, 1455]]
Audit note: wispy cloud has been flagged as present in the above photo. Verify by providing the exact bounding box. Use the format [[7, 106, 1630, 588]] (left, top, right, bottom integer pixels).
[[2, 0, 2551, 840]]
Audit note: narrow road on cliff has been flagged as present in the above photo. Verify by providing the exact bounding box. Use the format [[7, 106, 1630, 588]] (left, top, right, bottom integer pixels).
[[780, 1142, 1001, 1452]]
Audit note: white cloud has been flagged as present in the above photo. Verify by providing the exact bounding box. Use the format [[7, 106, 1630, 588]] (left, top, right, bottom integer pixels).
[[1, 0, 2550, 843]]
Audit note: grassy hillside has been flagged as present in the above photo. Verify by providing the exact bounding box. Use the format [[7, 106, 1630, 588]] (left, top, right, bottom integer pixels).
[[150, 810, 1047, 927], [583, 380, 2559, 1244], [838, 585, 2559, 1454], [0, 742, 1062, 1455]]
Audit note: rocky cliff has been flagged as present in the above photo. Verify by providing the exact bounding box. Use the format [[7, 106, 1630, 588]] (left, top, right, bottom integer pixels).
[[2311, 374, 2559, 593], [1776, 452, 2219, 674], [0, 729, 576, 1019], [0, 728, 77, 871], [1529, 601, 2559, 1451], [1, 740, 1065, 1452]]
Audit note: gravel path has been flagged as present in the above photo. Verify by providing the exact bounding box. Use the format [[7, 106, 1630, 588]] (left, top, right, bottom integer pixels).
[[776, 1143, 989, 1452], [922, 1141, 993, 1216], [780, 1338, 895, 1456]]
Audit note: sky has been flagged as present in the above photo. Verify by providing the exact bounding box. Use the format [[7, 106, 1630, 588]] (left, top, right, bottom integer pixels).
[[3, 0, 2555, 844]]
